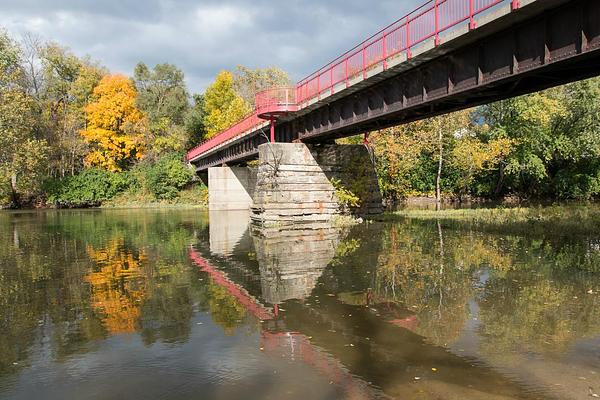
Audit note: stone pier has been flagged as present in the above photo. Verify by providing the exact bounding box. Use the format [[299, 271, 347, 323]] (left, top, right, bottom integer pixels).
[[251, 143, 382, 226]]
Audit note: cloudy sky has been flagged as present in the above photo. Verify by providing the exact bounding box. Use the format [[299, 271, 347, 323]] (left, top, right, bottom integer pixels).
[[0, 0, 422, 92]]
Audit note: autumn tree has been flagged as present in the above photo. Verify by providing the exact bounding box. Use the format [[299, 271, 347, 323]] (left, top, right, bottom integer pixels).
[[203, 70, 251, 138], [0, 31, 49, 206], [80, 75, 145, 172], [22, 41, 106, 177]]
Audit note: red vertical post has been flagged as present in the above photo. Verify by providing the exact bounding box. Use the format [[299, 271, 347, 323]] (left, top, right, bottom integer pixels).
[[362, 43, 367, 80], [434, 0, 440, 46], [406, 16, 412, 59], [382, 32, 388, 70], [469, 0, 476, 30], [345, 58, 349, 88], [270, 117, 275, 143], [330, 67, 334, 95], [317, 74, 321, 100]]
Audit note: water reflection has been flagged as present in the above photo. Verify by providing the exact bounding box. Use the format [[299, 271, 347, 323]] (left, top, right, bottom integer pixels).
[[1, 209, 600, 399]]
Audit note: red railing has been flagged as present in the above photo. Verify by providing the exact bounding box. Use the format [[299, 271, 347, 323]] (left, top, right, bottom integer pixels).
[[255, 86, 298, 118], [296, 0, 510, 104], [186, 112, 266, 162], [187, 0, 517, 162]]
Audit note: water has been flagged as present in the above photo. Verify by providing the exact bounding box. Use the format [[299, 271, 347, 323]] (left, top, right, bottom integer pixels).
[[0, 208, 599, 400]]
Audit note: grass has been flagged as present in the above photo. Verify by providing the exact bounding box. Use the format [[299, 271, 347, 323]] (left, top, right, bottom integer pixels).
[[377, 204, 600, 235], [102, 186, 208, 209]]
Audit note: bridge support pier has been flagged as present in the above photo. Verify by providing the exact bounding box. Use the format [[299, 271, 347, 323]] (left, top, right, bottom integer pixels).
[[251, 143, 382, 226], [208, 166, 256, 211]]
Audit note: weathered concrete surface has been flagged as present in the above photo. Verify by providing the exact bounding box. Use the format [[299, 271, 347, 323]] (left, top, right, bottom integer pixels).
[[251, 143, 382, 225], [208, 166, 256, 211]]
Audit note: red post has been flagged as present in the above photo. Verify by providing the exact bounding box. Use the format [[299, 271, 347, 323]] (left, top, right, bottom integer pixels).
[[270, 117, 275, 143], [469, 0, 476, 30], [382, 33, 388, 70], [317, 74, 321, 100], [406, 16, 412, 59], [362, 43, 367, 80], [345, 58, 349, 88], [330, 67, 334, 95], [511, 0, 520, 10], [434, 0, 440, 46]]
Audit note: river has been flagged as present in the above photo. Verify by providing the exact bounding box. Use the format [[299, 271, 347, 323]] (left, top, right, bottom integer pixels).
[[0, 208, 599, 399]]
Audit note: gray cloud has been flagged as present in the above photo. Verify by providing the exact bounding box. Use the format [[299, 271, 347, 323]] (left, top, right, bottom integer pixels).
[[0, 0, 422, 92]]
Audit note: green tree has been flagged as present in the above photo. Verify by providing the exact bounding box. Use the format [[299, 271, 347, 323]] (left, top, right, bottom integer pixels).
[[133, 62, 189, 125], [133, 62, 191, 157], [0, 31, 49, 206], [184, 93, 207, 147]]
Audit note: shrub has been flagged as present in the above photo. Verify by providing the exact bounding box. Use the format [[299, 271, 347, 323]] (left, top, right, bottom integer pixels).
[[45, 168, 132, 206], [144, 153, 194, 200]]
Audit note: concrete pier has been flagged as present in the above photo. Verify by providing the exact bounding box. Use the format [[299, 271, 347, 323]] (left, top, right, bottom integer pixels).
[[208, 166, 256, 211], [251, 143, 382, 226]]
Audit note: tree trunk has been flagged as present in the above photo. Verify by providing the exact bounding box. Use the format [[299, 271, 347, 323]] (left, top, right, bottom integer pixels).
[[494, 163, 505, 198], [436, 125, 443, 211], [10, 174, 19, 208]]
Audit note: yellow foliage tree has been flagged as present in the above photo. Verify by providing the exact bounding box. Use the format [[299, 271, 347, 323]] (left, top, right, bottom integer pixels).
[[203, 71, 251, 138], [81, 74, 145, 171]]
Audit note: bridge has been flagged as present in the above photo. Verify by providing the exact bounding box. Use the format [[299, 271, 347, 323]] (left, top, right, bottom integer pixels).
[[187, 0, 600, 219]]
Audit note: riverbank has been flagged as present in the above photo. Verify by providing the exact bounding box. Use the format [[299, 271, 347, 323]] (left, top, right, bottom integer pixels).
[[380, 203, 600, 235]]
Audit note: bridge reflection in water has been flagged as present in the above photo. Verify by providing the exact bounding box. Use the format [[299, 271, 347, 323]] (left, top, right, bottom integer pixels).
[[189, 212, 550, 400]]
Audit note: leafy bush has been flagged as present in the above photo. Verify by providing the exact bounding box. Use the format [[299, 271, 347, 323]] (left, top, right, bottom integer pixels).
[[144, 152, 194, 200], [45, 168, 132, 206]]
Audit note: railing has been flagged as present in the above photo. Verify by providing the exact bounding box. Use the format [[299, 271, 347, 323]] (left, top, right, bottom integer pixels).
[[186, 112, 266, 163], [296, 0, 512, 104], [255, 86, 298, 118], [187, 0, 518, 162]]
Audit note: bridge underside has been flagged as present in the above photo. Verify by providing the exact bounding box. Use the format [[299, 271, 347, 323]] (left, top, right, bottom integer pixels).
[[191, 0, 600, 172]]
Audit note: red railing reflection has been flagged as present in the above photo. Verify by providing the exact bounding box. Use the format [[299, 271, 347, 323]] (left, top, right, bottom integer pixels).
[[187, 0, 517, 162], [188, 247, 275, 321]]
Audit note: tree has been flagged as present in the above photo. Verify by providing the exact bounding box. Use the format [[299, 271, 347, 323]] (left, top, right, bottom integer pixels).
[[25, 42, 106, 177], [0, 31, 49, 206], [450, 135, 513, 199], [371, 125, 435, 200], [133, 62, 189, 125], [232, 65, 291, 107], [184, 93, 207, 147], [80, 75, 145, 172], [428, 110, 472, 208], [203, 70, 251, 138]]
